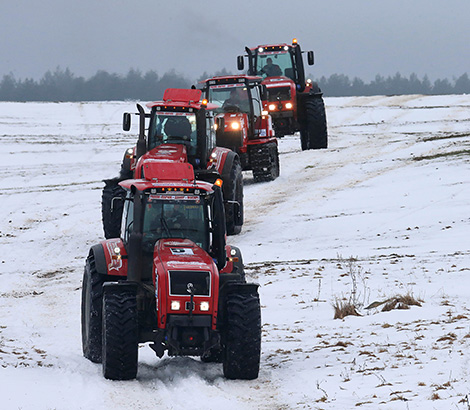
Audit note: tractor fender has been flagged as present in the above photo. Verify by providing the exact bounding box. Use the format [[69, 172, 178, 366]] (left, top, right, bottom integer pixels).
[[224, 281, 259, 295], [90, 244, 107, 275], [220, 150, 240, 180], [90, 240, 128, 277], [306, 81, 323, 96]]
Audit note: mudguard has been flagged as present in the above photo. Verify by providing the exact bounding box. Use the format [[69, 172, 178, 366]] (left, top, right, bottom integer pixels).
[[90, 240, 128, 277]]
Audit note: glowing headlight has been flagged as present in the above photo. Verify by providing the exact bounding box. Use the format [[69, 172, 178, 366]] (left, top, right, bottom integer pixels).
[[200, 302, 210, 311], [213, 123, 218, 131], [211, 152, 217, 159], [258, 47, 264, 53], [170, 301, 181, 311], [262, 110, 269, 116], [285, 102, 293, 109], [283, 46, 289, 51], [126, 148, 133, 154], [268, 104, 276, 111], [231, 121, 240, 130]]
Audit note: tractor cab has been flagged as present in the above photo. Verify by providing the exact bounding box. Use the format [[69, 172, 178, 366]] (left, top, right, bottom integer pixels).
[[238, 39, 314, 92], [237, 39, 328, 149]]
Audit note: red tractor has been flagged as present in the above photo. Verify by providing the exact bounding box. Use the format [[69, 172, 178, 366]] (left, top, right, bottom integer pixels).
[[237, 39, 328, 150], [82, 101, 261, 380], [102, 88, 244, 237], [198, 75, 280, 183]]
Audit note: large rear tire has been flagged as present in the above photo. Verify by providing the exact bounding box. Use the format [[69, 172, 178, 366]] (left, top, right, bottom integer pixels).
[[223, 292, 261, 380], [81, 254, 105, 363], [223, 158, 244, 236], [102, 179, 126, 239], [300, 96, 328, 150], [102, 285, 139, 380]]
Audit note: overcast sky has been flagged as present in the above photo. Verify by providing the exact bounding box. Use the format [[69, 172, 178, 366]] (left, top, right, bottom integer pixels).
[[1, 0, 469, 82]]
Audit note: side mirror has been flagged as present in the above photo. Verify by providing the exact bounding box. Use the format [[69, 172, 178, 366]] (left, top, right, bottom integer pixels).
[[307, 51, 314, 66], [237, 55, 244, 71], [123, 112, 131, 131]]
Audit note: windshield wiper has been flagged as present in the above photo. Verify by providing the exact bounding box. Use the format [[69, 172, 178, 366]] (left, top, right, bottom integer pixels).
[[161, 216, 172, 237]]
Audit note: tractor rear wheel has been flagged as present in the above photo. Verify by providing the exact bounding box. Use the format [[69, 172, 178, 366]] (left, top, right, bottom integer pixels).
[[251, 143, 280, 182], [81, 254, 105, 363], [102, 285, 139, 380], [102, 179, 126, 239], [300, 96, 328, 150], [223, 292, 261, 380], [223, 158, 244, 236]]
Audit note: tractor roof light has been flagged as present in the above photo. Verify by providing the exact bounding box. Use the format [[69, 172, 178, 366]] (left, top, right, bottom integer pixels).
[[285, 102, 293, 109], [268, 104, 276, 111], [292, 38, 298, 45], [214, 178, 223, 188], [201, 98, 208, 107]]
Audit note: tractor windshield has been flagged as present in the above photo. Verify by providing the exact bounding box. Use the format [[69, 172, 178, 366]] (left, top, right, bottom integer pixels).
[[148, 112, 197, 155], [255, 50, 294, 79], [207, 84, 251, 114], [142, 196, 209, 252]]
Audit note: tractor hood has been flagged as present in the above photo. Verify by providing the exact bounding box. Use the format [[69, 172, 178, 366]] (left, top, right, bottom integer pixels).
[[154, 238, 217, 275]]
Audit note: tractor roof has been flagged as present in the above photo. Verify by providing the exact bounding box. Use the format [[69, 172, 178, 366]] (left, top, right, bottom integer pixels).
[[146, 88, 218, 111], [250, 43, 292, 52], [201, 74, 263, 86], [119, 177, 214, 194]]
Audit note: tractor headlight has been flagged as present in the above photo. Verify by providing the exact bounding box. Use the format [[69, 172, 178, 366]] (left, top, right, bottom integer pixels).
[[231, 121, 240, 130], [200, 302, 210, 311], [262, 110, 269, 116], [170, 300, 181, 311], [285, 102, 293, 109], [268, 104, 276, 111]]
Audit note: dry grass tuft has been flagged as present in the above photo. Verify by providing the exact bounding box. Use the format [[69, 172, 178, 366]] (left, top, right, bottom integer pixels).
[[366, 293, 422, 312], [333, 298, 361, 319]]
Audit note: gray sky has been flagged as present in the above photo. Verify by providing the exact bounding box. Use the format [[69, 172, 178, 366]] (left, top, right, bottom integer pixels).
[[1, 0, 469, 82]]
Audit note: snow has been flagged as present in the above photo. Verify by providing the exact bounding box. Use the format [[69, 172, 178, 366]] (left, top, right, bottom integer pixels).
[[1, 95, 469, 409]]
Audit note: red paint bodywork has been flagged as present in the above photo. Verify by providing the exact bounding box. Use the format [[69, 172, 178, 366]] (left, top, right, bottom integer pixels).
[[153, 238, 219, 330]]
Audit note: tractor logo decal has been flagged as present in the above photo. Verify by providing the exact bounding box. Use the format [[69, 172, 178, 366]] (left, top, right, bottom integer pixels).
[[106, 240, 123, 271], [170, 248, 194, 256]]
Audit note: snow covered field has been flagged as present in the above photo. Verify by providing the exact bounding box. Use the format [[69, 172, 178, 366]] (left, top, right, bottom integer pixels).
[[1, 95, 469, 409]]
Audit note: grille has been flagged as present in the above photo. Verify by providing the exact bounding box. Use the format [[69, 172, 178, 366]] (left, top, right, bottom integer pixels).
[[267, 86, 291, 102], [169, 271, 211, 296]]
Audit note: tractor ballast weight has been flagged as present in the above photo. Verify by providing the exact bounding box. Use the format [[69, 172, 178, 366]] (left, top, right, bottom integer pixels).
[[198, 75, 280, 183], [237, 39, 328, 150], [82, 136, 261, 380], [101, 88, 244, 238]]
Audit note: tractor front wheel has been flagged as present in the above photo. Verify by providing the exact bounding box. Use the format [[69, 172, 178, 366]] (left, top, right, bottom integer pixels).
[[102, 285, 139, 380], [81, 254, 105, 363], [251, 143, 280, 183], [223, 157, 244, 236], [223, 292, 261, 380], [300, 96, 328, 150]]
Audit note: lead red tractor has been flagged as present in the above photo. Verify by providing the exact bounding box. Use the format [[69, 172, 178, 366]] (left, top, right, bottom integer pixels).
[[198, 75, 280, 183], [82, 98, 261, 381], [102, 88, 244, 238], [237, 39, 328, 150]]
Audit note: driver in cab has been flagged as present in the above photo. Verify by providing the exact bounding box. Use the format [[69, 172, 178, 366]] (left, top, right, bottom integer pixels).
[[222, 88, 250, 113]]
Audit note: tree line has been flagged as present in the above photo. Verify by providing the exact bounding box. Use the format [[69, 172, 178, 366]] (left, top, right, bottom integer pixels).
[[0, 68, 468, 101]]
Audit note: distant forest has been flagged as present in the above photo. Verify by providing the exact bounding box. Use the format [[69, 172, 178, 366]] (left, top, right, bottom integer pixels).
[[0, 68, 469, 101]]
